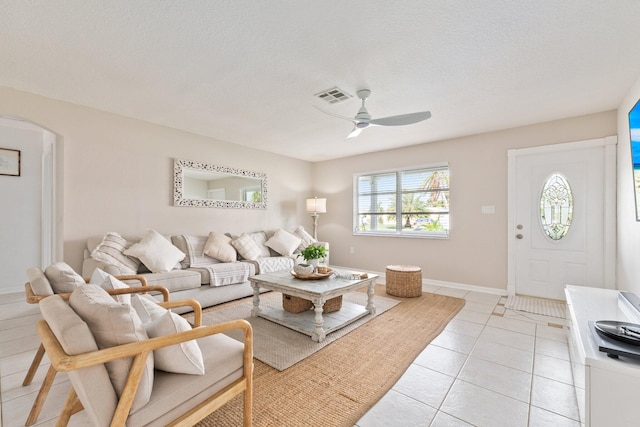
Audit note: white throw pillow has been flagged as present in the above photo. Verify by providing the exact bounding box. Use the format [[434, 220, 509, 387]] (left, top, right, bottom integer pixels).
[[231, 233, 263, 261], [203, 231, 237, 262], [69, 284, 154, 412], [89, 269, 131, 304], [292, 226, 317, 253], [124, 229, 186, 273], [90, 232, 141, 275], [44, 262, 85, 294], [264, 229, 302, 256], [248, 231, 271, 257], [146, 311, 205, 375], [131, 294, 205, 375]]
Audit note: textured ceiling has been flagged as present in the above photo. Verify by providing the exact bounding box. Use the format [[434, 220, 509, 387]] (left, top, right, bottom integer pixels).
[[2, 1, 640, 161]]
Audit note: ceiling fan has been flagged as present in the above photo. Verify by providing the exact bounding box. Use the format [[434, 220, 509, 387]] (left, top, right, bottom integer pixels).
[[316, 89, 431, 139]]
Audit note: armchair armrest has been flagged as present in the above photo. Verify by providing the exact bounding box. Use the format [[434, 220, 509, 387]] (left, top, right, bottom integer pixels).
[[158, 299, 203, 327], [25, 278, 166, 304]]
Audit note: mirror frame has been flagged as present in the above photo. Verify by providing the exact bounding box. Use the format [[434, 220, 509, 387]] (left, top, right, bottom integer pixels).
[[173, 158, 267, 209]]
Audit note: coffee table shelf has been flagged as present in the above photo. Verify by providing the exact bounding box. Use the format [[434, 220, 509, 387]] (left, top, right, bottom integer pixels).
[[249, 269, 378, 342]]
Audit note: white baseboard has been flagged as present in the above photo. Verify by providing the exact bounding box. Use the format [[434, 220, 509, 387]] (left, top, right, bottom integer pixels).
[[331, 265, 508, 297]]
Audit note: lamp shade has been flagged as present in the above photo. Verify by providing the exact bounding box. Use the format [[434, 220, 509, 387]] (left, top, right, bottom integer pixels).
[[306, 197, 327, 214]]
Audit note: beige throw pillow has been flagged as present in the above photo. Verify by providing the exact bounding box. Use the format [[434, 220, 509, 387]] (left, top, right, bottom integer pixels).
[[293, 226, 317, 252], [124, 229, 186, 273], [203, 231, 237, 263], [265, 229, 302, 256], [90, 232, 141, 275], [89, 268, 131, 304], [69, 284, 154, 412], [231, 233, 263, 261], [44, 262, 85, 294], [131, 294, 205, 375]]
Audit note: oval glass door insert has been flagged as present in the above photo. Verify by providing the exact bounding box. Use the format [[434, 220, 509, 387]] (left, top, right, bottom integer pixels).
[[540, 173, 573, 240]]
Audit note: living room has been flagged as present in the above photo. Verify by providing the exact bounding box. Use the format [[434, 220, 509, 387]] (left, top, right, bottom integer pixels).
[[2, 2, 640, 426]]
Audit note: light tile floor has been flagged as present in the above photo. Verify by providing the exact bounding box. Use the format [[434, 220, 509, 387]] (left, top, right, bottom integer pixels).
[[0, 286, 580, 427], [355, 285, 582, 427]]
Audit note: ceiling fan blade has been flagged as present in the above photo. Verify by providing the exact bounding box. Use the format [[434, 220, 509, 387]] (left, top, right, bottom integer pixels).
[[368, 111, 431, 126], [313, 105, 356, 124], [346, 126, 363, 139]]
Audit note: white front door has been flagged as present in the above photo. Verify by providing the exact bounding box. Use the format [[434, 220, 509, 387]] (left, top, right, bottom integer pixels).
[[507, 137, 616, 301]]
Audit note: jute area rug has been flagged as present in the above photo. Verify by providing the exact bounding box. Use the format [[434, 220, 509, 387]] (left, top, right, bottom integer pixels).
[[188, 290, 399, 371], [194, 285, 465, 427]]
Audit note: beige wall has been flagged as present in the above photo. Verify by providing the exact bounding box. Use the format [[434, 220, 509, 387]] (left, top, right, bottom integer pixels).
[[617, 74, 640, 294], [313, 111, 617, 291], [0, 85, 621, 292], [0, 87, 313, 273]]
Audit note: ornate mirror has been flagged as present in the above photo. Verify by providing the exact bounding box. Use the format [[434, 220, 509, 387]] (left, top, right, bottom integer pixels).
[[173, 159, 267, 209]]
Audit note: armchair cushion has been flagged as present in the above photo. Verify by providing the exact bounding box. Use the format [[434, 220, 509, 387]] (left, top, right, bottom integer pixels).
[[89, 268, 131, 304], [203, 231, 237, 263], [69, 284, 154, 412], [147, 311, 205, 375], [125, 229, 186, 273], [26, 267, 54, 296], [90, 232, 141, 275], [39, 295, 118, 426], [44, 262, 85, 294], [132, 294, 205, 375]]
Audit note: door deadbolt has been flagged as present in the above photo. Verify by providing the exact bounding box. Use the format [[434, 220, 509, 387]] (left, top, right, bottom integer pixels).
[[517, 224, 523, 230]]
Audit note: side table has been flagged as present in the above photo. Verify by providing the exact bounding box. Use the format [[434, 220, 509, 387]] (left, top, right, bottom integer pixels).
[[385, 264, 422, 297]]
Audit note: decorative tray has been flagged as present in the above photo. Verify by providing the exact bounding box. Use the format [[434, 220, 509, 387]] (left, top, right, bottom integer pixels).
[[290, 268, 333, 280], [594, 320, 640, 346]]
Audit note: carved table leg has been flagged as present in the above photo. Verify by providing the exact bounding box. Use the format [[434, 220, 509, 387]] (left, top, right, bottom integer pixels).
[[311, 299, 326, 342], [366, 281, 377, 315], [250, 282, 261, 317]]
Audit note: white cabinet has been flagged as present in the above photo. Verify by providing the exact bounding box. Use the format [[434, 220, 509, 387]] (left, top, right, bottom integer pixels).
[[565, 285, 640, 427]]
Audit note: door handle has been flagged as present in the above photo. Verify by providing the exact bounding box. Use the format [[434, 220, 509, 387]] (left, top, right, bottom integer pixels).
[[516, 234, 523, 239]]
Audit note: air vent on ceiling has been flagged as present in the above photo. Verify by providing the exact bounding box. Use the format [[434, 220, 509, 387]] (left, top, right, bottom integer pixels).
[[314, 87, 352, 104]]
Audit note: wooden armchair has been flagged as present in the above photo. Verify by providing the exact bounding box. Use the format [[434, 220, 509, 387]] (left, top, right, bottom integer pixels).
[[23, 276, 173, 426], [36, 292, 253, 426]]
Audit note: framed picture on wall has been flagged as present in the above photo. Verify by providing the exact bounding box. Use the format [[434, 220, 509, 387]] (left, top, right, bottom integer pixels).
[[0, 148, 21, 176]]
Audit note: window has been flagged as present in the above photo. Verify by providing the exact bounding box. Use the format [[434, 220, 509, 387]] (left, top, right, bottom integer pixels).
[[354, 164, 450, 238], [539, 172, 573, 241]]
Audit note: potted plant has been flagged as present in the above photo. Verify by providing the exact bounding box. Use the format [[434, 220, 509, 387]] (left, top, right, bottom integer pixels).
[[297, 244, 328, 270]]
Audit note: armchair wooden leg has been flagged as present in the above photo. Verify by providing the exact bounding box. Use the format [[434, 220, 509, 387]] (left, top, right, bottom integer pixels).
[[22, 343, 46, 386], [25, 365, 57, 426], [55, 387, 83, 427]]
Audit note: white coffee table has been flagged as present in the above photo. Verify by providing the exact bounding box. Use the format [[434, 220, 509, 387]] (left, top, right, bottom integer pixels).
[[249, 269, 378, 342]]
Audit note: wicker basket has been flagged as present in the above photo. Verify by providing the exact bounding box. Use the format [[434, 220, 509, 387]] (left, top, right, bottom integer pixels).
[[385, 264, 422, 297], [282, 294, 343, 313]]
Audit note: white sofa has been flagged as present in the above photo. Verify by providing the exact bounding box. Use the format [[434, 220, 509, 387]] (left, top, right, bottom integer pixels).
[[81, 228, 329, 312]]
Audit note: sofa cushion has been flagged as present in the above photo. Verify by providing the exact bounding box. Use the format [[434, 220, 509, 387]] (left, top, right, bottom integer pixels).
[[89, 268, 131, 304], [265, 229, 302, 256], [231, 233, 262, 261], [44, 262, 85, 294], [191, 263, 251, 287], [203, 231, 237, 263], [26, 267, 54, 296], [69, 284, 154, 413], [293, 225, 317, 252], [250, 256, 295, 275], [180, 235, 220, 267], [39, 295, 118, 427], [90, 232, 141, 275], [134, 270, 202, 292], [124, 229, 186, 273]]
